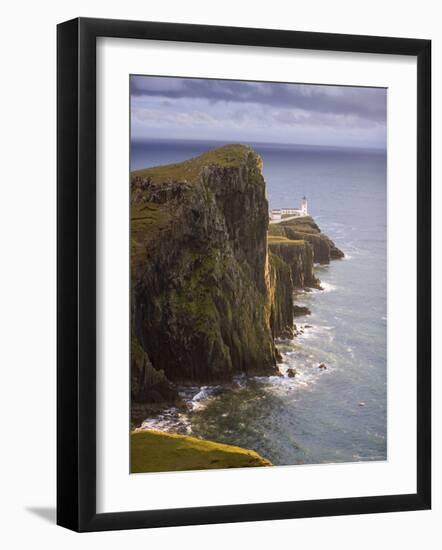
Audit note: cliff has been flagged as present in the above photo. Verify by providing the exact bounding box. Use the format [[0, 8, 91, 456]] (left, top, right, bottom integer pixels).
[[268, 217, 344, 264], [267, 235, 320, 339], [268, 251, 294, 339], [131, 145, 279, 409], [268, 236, 320, 289], [131, 144, 343, 412]]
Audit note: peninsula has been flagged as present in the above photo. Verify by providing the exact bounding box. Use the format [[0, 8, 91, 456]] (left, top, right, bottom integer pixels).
[[130, 144, 343, 471]]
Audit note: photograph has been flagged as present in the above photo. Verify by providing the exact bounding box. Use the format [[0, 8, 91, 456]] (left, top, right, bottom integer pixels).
[[129, 75, 387, 474], [0, 1, 434, 541]]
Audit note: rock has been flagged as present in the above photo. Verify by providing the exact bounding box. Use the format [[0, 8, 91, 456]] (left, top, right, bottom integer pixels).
[[268, 238, 320, 289], [268, 216, 344, 264], [267, 208, 345, 323], [279, 327, 295, 339], [359, 402, 365, 407], [130, 144, 343, 407], [131, 145, 279, 391], [287, 368, 297, 378], [293, 305, 311, 317], [304, 324, 312, 328], [330, 244, 345, 260], [131, 336, 179, 408], [318, 363, 327, 370], [268, 252, 296, 339]]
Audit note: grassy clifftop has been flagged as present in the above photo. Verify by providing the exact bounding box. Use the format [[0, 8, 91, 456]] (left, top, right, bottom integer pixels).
[[131, 430, 271, 473], [131, 144, 262, 270], [131, 144, 260, 184], [131, 143, 278, 408], [269, 216, 344, 263], [267, 235, 305, 246]]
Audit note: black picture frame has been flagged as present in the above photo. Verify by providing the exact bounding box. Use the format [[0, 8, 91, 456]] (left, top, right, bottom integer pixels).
[[57, 17, 431, 532]]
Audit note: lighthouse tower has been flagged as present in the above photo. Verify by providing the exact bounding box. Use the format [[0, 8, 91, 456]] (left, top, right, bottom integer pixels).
[[301, 196, 308, 215]]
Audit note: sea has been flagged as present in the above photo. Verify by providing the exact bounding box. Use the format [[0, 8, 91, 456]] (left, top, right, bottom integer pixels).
[[131, 138, 387, 466]]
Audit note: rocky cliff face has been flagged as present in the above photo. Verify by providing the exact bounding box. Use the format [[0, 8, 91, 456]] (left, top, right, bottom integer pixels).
[[268, 217, 344, 264], [268, 252, 294, 339], [131, 145, 279, 409], [267, 236, 320, 340], [130, 145, 343, 412], [268, 238, 320, 289]]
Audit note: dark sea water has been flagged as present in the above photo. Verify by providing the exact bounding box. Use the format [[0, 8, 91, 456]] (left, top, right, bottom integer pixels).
[[132, 138, 387, 465]]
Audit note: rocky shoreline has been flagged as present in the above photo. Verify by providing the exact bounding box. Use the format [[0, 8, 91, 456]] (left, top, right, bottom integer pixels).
[[130, 144, 344, 431]]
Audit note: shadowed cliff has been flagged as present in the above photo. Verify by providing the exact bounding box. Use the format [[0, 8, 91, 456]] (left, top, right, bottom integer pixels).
[[130, 145, 343, 415]]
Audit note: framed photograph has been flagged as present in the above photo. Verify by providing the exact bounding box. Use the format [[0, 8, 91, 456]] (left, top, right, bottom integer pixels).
[[57, 17, 431, 532]]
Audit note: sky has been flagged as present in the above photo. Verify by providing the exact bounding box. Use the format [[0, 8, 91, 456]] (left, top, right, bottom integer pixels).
[[130, 75, 387, 150]]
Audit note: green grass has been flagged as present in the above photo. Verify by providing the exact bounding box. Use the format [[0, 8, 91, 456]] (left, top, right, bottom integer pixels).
[[130, 144, 261, 270], [267, 225, 286, 237], [277, 217, 319, 234], [282, 223, 317, 234], [131, 202, 172, 269], [130, 430, 272, 473], [131, 144, 256, 184], [267, 235, 304, 245]]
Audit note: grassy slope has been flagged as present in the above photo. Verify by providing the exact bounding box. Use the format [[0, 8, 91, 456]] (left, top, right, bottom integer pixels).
[[268, 217, 319, 236], [131, 143, 255, 183], [131, 430, 272, 473], [131, 202, 172, 267], [267, 235, 304, 245]]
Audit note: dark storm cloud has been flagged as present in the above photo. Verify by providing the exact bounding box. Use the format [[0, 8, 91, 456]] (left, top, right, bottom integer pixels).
[[130, 76, 386, 122]]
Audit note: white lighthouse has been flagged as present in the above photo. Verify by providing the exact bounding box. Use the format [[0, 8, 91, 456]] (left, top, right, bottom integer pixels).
[[269, 196, 309, 223], [301, 196, 308, 215]]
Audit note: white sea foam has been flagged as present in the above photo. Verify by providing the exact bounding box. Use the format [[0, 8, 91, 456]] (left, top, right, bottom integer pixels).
[[188, 385, 225, 411], [140, 407, 193, 434], [342, 243, 365, 258], [320, 282, 337, 293], [192, 386, 211, 402], [139, 384, 226, 432], [305, 281, 337, 294]]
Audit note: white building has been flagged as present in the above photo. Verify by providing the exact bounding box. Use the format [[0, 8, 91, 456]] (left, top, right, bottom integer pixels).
[[301, 196, 308, 215], [269, 197, 308, 221], [271, 208, 282, 220]]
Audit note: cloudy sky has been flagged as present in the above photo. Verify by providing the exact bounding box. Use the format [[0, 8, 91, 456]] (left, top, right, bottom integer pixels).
[[131, 75, 387, 149]]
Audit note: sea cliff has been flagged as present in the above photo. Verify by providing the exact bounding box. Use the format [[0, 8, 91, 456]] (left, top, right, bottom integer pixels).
[[130, 145, 343, 416], [268, 216, 344, 264]]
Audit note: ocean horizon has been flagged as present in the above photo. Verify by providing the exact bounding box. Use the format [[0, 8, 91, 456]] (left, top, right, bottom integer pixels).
[[131, 137, 386, 171]]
